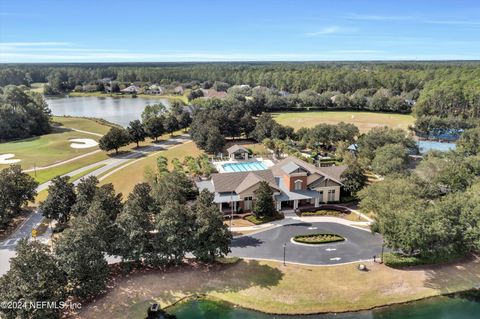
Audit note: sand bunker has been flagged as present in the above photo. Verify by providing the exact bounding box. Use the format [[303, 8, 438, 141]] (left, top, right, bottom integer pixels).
[[69, 138, 99, 149], [0, 154, 21, 164]]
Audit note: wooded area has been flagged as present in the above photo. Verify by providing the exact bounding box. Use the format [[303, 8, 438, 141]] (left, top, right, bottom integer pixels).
[[1, 62, 478, 136]]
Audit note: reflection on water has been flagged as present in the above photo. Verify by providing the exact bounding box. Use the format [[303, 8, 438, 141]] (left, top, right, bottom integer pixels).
[[168, 293, 480, 319], [46, 96, 171, 127]]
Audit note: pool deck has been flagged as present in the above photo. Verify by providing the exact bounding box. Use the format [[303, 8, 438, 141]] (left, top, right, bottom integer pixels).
[[214, 157, 275, 173]]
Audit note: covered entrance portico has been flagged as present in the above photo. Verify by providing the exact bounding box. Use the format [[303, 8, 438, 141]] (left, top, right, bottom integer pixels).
[[216, 192, 241, 215], [275, 190, 321, 211]]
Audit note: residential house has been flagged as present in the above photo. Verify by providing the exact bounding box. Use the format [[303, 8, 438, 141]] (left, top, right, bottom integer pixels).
[[121, 85, 140, 94], [199, 88, 227, 99], [196, 153, 346, 213], [147, 84, 165, 95], [174, 85, 185, 95]]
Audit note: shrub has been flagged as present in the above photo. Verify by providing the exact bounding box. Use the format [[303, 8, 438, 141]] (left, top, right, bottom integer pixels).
[[340, 196, 357, 203], [245, 213, 284, 225], [301, 210, 341, 217], [383, 252, 466, 268], [293, 233, 344, 244]]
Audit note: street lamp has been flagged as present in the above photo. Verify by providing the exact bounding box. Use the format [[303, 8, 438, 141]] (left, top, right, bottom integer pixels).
[[230, 191, 234, 231], [283, 242, 287, 266]]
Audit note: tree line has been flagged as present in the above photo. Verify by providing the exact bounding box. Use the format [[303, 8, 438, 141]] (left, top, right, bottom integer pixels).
[[2, 62, 479, 137], [358, 129, 480, 263], [0, 161, 231, 318], [0, 85, 51, 141], [98, 101, 192, 153]]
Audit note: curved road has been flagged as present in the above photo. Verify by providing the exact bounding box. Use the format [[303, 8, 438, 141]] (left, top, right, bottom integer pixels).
[[230, 222, 384, 265]]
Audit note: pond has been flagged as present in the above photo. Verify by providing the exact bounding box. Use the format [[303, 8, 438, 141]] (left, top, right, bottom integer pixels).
[[46, 96, 171, 127], [168, 293, 480, 319]]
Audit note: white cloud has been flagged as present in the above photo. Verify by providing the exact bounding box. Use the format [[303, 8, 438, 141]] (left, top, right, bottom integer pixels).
[[425, 19, 480, 26], [345, 14, 413, 21], [0, 42, 72, 47], [305, 26, 355, 37]]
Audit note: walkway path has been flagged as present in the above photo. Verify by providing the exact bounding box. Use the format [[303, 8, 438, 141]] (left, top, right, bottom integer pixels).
[[0, 134, 191, 276], [36, 135, 190, 192], [69, 127, 103, 137]]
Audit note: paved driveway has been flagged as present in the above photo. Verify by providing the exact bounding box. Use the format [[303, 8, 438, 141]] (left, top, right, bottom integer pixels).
[[230, 222, 384, 265]]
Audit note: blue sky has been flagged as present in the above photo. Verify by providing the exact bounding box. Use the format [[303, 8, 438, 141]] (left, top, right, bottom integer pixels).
[[1, 0, 479, 62]]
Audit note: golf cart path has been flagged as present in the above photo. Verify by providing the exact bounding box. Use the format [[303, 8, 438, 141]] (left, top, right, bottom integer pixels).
[[0, 134, 191, 276], [22, 126, 104, 173]]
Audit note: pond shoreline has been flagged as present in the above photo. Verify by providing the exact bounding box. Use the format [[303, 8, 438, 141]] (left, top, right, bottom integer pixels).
[[76, 255, 480, 318], [163, 288, 480, 317]]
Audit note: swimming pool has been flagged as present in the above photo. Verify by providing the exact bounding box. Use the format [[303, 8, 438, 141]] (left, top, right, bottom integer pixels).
[[222, 161, 268, 172], [417, 140, 456, 154]]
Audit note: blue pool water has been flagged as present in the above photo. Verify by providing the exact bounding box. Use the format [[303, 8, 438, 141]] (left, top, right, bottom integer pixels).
[[222, 161, 268, 172], [417, 140, 456, 154]]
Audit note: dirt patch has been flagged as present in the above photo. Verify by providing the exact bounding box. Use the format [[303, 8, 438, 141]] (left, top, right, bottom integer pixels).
[[223, 218, 255, 228]]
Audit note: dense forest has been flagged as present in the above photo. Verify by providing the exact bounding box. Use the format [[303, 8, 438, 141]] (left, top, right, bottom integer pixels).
[[1, 62, 479, 135], [0, 86, 51, 141]]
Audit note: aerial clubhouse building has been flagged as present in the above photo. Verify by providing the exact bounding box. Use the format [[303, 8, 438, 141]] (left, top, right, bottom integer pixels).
[[196, 156, 347, 213]]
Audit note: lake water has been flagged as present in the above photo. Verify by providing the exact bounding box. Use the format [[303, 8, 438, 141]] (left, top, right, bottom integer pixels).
[[168, 293, 480, 319], [46, 96, 171, 127]]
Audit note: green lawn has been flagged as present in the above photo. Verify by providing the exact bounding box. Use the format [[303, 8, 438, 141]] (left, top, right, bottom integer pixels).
[[78, 257, 480, 318], [27, 152, 109, 184], [272, 111, 415, 133], [29, 82, 45, 94], [100, 140, 202, 196], [0, 128, 101, 170], [52, 116, 113, 135], [0, 117, 111, 171]]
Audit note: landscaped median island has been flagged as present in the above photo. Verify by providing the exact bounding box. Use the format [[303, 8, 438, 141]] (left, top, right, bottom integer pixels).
[[293, 233, 344, 245]]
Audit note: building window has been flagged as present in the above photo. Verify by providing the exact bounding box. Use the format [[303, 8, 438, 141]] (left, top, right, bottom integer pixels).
[[244, 196, 253, 211], [294, 180, 302, 190]]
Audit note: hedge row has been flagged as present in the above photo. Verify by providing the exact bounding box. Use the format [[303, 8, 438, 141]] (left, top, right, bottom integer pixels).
[[383, 252, 466, 268]]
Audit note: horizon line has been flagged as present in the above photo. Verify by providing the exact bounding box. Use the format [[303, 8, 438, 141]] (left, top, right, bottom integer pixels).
[[2, 59, 480, 65]]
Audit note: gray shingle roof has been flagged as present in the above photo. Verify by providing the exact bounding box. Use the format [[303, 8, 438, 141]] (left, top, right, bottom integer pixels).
[[271, 156, 346, 185], [227, 144, 249, 155], [211, 170, 276, 193], [280, 161, 301, 174], [318, 165, 347, 183]]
